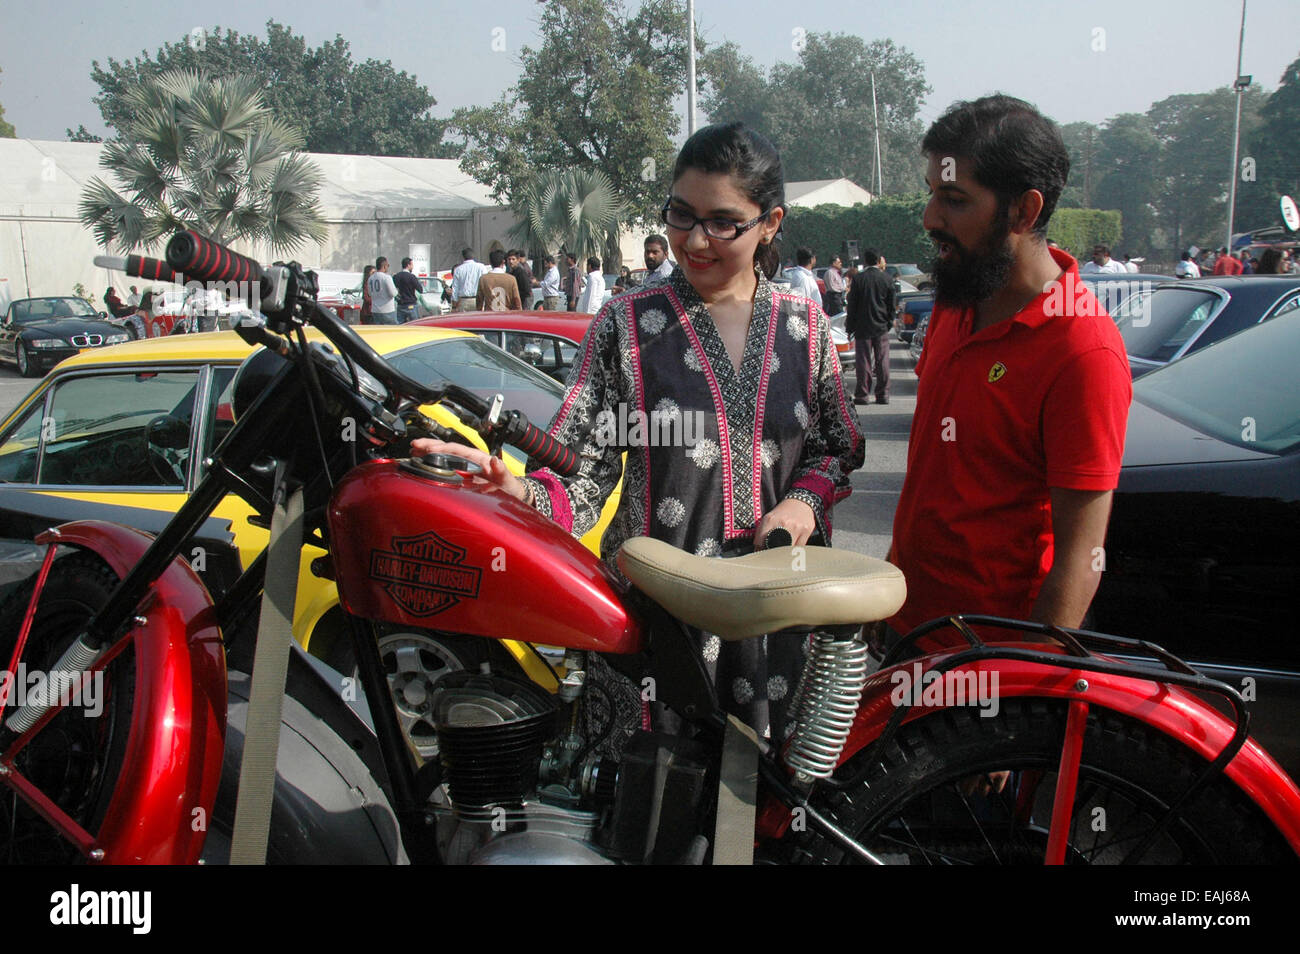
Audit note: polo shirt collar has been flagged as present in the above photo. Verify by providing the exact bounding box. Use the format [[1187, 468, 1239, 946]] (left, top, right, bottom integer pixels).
[[953, 245, 1080, 338]]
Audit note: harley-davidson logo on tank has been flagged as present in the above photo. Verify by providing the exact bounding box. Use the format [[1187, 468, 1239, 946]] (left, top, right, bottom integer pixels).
[[369, 531, 483, 616]]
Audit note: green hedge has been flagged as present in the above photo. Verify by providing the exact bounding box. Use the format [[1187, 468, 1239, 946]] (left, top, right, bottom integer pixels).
[[782, 194, 932, 265], [782, 194, 1124, 265], [1045, 208, 1123, 258]]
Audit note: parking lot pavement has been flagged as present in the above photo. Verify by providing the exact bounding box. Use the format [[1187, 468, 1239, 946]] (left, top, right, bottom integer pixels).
[[835, 339, 913, 559], [0, 364, 37, 420]]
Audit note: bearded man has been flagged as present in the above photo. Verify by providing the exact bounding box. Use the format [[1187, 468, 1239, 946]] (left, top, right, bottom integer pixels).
[[886, 95, 1132, 642]]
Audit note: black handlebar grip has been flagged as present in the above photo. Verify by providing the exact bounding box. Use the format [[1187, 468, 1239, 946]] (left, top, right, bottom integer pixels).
[[515, 420, 579, 477], [165, 231, 265, 291], [124, 255, 178, 283]]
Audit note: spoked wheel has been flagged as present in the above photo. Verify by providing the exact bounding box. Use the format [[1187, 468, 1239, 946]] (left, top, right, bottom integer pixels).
[[797, 698, 1295, 865], [0, 553, 135, 864]]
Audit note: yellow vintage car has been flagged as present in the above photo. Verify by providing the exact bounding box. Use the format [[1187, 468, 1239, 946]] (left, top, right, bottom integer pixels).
[[0, 326, 618, 758]]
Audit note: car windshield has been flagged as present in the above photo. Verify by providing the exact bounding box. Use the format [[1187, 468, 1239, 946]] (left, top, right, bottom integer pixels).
[[10, 298, 96, 323], [894, 265, 922, 276], [1113, 286, 1223, 362], [420, 278, 444, 295], [1080, 277, 1159, 317], [1134, 310, 1300, 454], [387, 336, 563, 464]]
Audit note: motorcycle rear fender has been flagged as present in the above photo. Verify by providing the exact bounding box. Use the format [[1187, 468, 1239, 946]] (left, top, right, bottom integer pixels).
[[829, 655, 1300, 852], [37, 520, 226, 864]]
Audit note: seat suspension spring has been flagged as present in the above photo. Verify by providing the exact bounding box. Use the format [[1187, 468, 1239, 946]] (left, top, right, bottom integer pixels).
[[785, 633, 870, 781]]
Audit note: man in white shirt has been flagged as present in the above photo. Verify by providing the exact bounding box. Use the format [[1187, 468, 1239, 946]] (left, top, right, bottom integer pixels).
[[577, 256, 605, 313], [787, 246, 822, 306], [540, 254, 562, 310], [1080, 244, 1128, 275], [451, 247, 489, 312], [1121, 253, 1140, 274], [367, 256, 400, 324], [643, 234, 675, 285], [1174, 251, 1201, 279]]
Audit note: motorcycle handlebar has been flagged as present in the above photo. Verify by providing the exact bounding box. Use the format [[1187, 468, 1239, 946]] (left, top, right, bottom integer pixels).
[[165, 230, 266, 291], [154, 231, 580, 471], [92, 254, 178, 284], [500, 411, 580, 477]]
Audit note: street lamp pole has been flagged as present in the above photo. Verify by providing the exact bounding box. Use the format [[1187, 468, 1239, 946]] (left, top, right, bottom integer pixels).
[[1225, 0, 1248, 253], [687, 0, 697, 135]]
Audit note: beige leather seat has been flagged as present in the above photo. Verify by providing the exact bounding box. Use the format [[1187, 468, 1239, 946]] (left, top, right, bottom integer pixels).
[[617, 537, 906, 641]]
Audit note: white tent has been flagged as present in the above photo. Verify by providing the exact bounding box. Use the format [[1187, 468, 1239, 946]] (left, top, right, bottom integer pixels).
[[0, 139, 515, 302], [785, 178, 874, 209]]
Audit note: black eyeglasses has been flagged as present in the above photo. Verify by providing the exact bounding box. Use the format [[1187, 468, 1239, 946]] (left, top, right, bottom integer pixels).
[[661, 199, 771, 241]]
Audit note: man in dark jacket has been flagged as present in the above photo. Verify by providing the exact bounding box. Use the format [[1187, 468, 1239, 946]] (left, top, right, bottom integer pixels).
[[846, 247, 896, 404], [507, 250, 536, 308]]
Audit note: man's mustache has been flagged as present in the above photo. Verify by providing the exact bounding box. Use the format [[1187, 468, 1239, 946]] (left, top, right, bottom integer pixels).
[[928, 231, 961, 250]]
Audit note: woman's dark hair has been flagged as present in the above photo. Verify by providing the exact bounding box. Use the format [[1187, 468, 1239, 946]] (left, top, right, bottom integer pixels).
[[1258, 248, 1284, 274], [922, 94, 1070, 237], [672, 122, 785, 279]]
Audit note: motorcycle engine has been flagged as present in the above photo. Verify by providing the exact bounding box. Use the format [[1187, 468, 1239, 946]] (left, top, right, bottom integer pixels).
[[427, 662, 712, 865]]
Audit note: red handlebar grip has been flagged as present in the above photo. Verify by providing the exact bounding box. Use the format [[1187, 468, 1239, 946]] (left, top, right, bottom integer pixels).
[[165, 231, 265, 290], [124, 255, 178, 283], [517, 422, 579, 477]]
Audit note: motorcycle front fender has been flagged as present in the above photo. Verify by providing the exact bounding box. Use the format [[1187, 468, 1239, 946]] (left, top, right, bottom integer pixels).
[[38, 520, 226, 864], [831, 655, 1300, 852]]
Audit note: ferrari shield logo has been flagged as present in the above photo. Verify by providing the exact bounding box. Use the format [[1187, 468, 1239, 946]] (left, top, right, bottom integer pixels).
[[988, 361, 1007, 383], [369, 531, 482, 617]]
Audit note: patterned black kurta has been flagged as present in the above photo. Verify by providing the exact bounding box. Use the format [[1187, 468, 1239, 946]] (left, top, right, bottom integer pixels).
[[520, 266, 864, 739]]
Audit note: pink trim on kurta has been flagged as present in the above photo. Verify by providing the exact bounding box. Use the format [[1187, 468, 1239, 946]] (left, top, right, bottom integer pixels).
[[750, 292, 780, 526], [533, 470, 574, 531], [792, 472, 836, 510], [806, 301, 817, 406], [550, 318, 599, 435], [625, 298, 651, 534], [668, 287, 736, 538]]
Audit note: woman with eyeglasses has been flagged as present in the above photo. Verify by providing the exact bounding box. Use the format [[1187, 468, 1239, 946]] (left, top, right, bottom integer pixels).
[[414, 123, 863, 741]]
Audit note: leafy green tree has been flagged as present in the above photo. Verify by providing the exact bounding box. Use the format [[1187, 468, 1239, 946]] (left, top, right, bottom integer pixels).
[[452, 0, 694, 222], [79, 70, 327, 255], [87, 21, 456, 157], [700, 33, 931, 196], [1148, 87, 1265, 253], [0, 67, 15, 138], [66, 125, 103, 143], [1091, 113, 1162, 254], [1236, 53, 1300, 232], [1058, 121, 1101, 209]]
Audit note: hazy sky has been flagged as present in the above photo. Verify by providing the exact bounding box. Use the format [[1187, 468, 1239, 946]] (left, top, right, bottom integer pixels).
[[1, 0, 1295, 142]]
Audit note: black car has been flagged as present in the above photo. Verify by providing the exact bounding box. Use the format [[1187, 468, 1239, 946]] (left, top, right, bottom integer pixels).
[[1110, 275, 1300, 377], [1091, 308, 1300, 779], [0, 297, 131, 377], [895, 293, 933, 343]]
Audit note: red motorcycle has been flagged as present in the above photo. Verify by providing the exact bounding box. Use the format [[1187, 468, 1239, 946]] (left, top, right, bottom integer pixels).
[[2, 233, 1298, 865]]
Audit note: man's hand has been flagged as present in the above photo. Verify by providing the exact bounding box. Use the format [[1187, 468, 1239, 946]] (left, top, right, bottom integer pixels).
[[1030, 488, 1114, 628], [755, 498, 816, 548]]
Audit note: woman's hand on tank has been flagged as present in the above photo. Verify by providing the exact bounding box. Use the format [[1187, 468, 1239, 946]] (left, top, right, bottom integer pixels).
[[409, 438, 529, 502], [756, 498, 816, 548]]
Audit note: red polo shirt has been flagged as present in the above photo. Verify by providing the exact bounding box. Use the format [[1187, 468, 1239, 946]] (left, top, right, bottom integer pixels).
[[889, 248, 1131, 635]]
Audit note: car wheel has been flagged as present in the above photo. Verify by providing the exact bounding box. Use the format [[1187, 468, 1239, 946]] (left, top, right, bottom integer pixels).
[[15, 342, 37, 378]]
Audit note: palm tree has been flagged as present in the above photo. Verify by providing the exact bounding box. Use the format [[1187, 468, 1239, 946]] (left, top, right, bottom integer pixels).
[[508, 167, 629, 270], [79, 70, 328, 256]]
